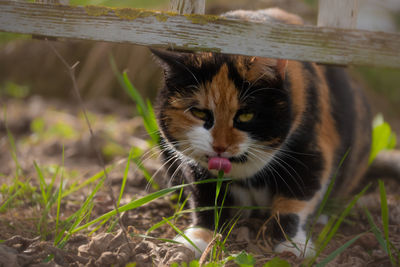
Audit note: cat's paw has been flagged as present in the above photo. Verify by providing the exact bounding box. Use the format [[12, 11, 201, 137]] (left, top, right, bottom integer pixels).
[[274, 239, 316, 258], [174, 227, 213, 258]]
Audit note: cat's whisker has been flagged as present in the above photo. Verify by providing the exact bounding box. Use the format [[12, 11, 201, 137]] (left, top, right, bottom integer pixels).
[[167, 149, 196, 186], [249, 143, 311, 169], [272, 155, 306, 188], [249, 143, 313, 156], [246, 148, 299, 199], [248, 144, 304, 182], [248, 145, 306, 197], [269, 158, 306, 198], [144, 145, 194, 191]]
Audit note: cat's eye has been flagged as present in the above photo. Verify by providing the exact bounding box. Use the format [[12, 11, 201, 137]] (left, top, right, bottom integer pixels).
[[190, 108, 208, 120], [237, 112, 254, 123]]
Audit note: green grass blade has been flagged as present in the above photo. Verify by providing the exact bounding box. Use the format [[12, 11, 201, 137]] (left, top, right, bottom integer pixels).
[[72, 179, 231, 234], [310, 183, 371, 266], [315, 150, 350, 220], [364, 208, 387, 253], [57, 177, 105, 247], [316, 216, 336, 248], [55, 146, 65, 245], [146, 215, 175, 234], [46, 165, 60, 202], [122, 72, 159, 144], [177, 194, 190, 215], [133, 233, 180, 244], [118, 148, 134, 206], [315, 234, 363, 267], [214, 170, 224, 234], [173, 205, 266, 216], [34, 161, 48, 205], [61, 165, 113, 197], [163, 218, 202, 255], [146, 99, 159, 135], [121, 71, 147, 116], [71, 183, 186, 234], [222, 212, 242, 245], [55, 175, 64, 244], [110, 56, 159, 144], [378, 180, 395, 265], [0, 188, 22, 212], [306, 150, 350, 250]]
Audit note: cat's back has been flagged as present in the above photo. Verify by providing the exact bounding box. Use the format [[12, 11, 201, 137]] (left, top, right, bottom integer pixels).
[[322, 65, 372, 195], [225, 8, 372, 195]]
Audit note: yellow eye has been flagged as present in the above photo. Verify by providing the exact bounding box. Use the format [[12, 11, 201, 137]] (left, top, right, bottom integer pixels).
[[238, 113, 254, 123], [190, 108, 207, 120]]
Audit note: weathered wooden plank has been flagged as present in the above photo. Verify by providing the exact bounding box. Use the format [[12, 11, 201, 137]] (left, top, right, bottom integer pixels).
[[0, 1, 399, 68], [318, 0, 359, 29]]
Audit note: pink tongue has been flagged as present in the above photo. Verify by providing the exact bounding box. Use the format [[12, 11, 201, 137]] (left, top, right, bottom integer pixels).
[[208, 157, 232, 174]]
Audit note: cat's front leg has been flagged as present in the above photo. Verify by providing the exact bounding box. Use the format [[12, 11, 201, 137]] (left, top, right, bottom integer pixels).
[[268, 196, 318, 258], [174, 227, 214, 258], [174, 181, 232, 258]]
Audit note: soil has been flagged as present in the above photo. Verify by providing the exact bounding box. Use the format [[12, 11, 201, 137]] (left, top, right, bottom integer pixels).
[[0, 96, 399, 267]]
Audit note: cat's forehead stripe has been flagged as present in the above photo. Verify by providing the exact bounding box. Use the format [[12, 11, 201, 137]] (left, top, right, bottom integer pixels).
[[209, 64, 239, 112]]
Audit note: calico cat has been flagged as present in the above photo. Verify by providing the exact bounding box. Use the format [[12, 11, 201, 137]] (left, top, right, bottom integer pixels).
[[151, 8, 372, 258]]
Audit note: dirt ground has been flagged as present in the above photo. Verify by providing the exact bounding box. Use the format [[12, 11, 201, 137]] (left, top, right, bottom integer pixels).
[[0, 95, 399, 267]]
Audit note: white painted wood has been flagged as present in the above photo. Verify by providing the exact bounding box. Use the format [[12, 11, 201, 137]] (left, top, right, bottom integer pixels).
[[0, 1, 399, 68], [170, 0, 205, 14], [318, 0, 359, 29]]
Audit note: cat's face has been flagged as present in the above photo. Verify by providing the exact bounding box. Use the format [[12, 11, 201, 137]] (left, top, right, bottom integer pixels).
[[153, 50, 292, 179]]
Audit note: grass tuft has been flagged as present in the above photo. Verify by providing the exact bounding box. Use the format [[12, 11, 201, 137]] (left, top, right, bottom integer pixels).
[[308, 183, 371, 266]]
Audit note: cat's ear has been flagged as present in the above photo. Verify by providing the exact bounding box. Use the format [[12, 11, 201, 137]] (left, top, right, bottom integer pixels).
[[248, 57, 288, 81], [150, 48, 188, 73], [276, 59, 288, 80]]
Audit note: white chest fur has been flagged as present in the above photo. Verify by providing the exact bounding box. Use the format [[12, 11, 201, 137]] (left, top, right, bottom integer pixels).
[[229, 184, 272, 218]]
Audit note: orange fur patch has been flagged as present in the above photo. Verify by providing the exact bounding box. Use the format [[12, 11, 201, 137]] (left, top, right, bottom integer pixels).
[[314, 66, 340, 185], [204, 64, 246, 154], [272, 197, 306, 214], [338, 79, 371, 195], [286, 61, 307, 135], [191, 227, 214, 243]]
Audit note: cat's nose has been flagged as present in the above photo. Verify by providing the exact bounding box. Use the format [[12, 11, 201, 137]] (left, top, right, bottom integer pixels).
[[213, 145, 227, 154]]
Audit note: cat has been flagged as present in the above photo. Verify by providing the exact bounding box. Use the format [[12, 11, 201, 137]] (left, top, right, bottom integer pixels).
[[151, 8, 373, 258]]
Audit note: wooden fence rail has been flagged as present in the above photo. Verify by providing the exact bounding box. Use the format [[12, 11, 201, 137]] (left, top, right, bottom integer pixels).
[[0, 0, 399, 68]]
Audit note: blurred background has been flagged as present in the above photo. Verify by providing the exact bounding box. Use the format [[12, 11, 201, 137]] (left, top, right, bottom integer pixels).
[[0, 0, 399, 137]]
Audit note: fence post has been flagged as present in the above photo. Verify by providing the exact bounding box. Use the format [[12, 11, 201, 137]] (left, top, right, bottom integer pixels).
[[317, 0, 359, 29], [170, 0, 205, 15]]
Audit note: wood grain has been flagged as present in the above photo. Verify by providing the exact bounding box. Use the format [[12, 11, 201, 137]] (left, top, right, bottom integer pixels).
[[318, 0, 359, 29], [0, 1, 399, 68]]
